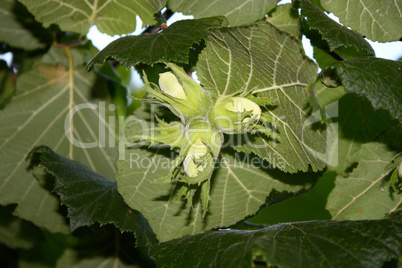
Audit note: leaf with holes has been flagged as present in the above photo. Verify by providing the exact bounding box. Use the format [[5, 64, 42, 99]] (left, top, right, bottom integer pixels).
[[327, 142, 401, 220], [0, 46, 116, 233], [115, 106, 318, 242], [18, 0, 167, 36], [168, 0, 277, 26], [151, 215, 402, 267], [320, 0, 402, 42], [196, 21, 328, 173]]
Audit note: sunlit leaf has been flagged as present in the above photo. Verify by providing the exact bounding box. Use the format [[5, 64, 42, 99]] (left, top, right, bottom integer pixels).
[[321, 0, 402, 42], [197, 21, 328, 173], [168, 0, 277, 26], [18, 0, 167, 36]]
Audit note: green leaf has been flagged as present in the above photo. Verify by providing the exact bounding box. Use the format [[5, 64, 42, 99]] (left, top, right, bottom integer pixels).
[[18, 0, 167, 36], [197, 21, 328, 173], [267, 3, 302, 39], [321, 0, 402, 42], [27, 146, 157, 247], [0, 205, 43, 250], [55, 228, 152, 268], [327, 142, 401, 220], [300, 0, 374, 57], [0, 60, 15, 109], [322, 57, 402, 121], [86, 17, 226, 69], [151, 216, 402, 267], [330, 93, 395, 174], [0, 47, 116, 233], [168, 0, 277, 26], [313, 80, 346, 108], [116, 107, 318, 242], [0, 0, 51, 50]]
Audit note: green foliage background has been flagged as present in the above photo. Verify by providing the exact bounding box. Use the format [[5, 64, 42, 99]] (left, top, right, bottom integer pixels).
[[0, 0, 401, 267]]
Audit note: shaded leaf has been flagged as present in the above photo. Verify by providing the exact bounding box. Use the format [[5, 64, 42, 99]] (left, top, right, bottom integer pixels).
[[0, 60, 15, 109], [327, 142, 401, 220], [168, 0, 277, 26], [300, 0, 374, 58], [267, 3, 302, 39], [0, 47, 116, 233], [0, 0, 51, 50], [18, 0, 167, 36], [321, 0, 402, 42], [116, 106, 318, 242], [0, 205, 43, 250], [152, 216, 402, 267], [87, 17, 226, 69], [322, 57, 402, 121], [28, 145, 157, 247], [55, 228, 152, 268], [197, 21, 328, 173]]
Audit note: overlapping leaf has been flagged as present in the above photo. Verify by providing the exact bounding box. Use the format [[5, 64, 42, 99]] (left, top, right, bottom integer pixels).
[[152, 215, 402, 267], [322, 57, 402, 121], [86, 17, 226, 69], [28, 146, 157, 247], [321, 0, 402, 42], [0, 0, 51, 50], [168, 0, 277, 26], [266, 3, 302, 39], [0, 46, 116, 233], [196, 21, 327, 173], [327, 142, 401, 220], [0, 205, 43, 250], [116, 107, 318, 242], [18, 0, 167, 36], [300, 0, 374, 57]]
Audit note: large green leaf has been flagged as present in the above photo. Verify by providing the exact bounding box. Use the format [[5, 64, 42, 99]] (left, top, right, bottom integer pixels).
[[168, 0, 277, 26], [0, 0, 51, 50], [0, 46, 116, 233], [327, 142, 401, 220], [18, 0, 167, 36], [196, 21, 328, 173], [28, 145, 157, 247], [151, 215, 402, 267], [116, 107, 318, 242], [322, 57, 402, 121], [320, 0, 402, 42], [86, 17, 226, 69], [300, 0, 374, 57], [266, 3, 302, 39]]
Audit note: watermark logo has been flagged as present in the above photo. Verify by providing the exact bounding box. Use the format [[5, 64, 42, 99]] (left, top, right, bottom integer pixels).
[[64, 101, 338, 169]]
